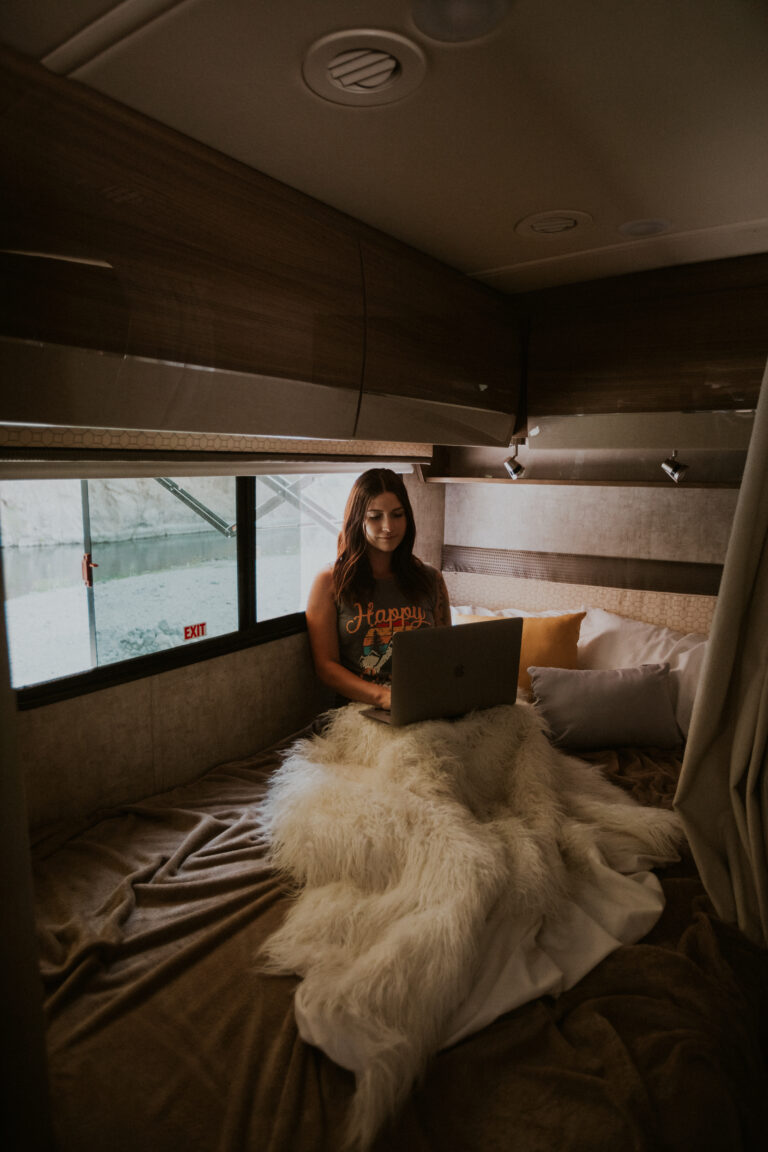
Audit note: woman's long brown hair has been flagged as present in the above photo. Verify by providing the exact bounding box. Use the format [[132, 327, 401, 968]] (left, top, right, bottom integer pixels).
[[333, 469, 433, 605]]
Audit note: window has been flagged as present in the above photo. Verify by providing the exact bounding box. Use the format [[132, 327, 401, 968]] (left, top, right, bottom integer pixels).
[[254, 473, 359, 621], [0, 470, 361, 697]]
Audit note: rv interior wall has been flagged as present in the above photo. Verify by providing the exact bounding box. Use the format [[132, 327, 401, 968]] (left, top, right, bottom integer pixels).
[[444, 484, 736, 563], [19, 633, 331, 830], [403, 471, 444, 571], [442, 483, 733, 633]]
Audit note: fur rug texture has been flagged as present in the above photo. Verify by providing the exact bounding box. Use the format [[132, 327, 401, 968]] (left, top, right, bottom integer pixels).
[[259, 702, 684, 1150]]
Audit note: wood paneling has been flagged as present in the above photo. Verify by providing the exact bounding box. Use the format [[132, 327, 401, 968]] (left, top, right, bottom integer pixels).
[[0, 254, 129, 353], [0, 48, 522, 444], [360, 236, 519, 415], [0, 47, 365, 394], [523, 254, 768, 416]]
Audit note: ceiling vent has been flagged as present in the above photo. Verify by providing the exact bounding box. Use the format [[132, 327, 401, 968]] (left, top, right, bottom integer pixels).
[[328, 48, 399, 94], [515, 210, 594, 237], [303, 30, 427, 106]]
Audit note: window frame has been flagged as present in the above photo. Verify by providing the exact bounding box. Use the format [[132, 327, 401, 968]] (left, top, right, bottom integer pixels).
[[1, 457, 419, 710]]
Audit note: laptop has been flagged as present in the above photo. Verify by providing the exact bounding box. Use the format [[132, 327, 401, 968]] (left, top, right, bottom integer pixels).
[[362, 616, 523, 726]]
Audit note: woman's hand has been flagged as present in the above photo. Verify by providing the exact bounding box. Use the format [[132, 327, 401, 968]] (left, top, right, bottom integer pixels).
[[374, 683, 392, 711]]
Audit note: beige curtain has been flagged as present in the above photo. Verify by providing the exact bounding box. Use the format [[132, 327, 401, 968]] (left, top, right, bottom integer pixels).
[[675, 358, 768, 948]]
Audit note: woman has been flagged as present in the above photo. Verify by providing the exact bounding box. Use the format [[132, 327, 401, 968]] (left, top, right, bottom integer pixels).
[[306, 468, 451, 710]]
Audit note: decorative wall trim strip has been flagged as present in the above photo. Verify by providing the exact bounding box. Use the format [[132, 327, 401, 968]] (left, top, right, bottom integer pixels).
[[442, 544, 722, 596], [0, 423, 432, 458]]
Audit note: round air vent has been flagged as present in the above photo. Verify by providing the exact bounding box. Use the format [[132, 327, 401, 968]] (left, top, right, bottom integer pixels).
[[327, 48, 399, 94], [303, 30, 427, 106], [515, 210, 594, 237]]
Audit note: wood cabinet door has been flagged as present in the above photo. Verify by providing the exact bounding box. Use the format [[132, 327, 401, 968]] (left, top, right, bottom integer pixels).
[[524, 256, 768, 417], [0, 49, 364, 437], [356, 237, 521, 446]]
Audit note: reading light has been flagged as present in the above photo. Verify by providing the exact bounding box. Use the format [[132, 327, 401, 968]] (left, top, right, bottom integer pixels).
[[661, 450, 689, 484], [412, 0, 510, 42], [504, 454, 524, 479]]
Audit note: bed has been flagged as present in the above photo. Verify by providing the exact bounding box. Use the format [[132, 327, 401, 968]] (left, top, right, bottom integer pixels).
[[30, 607, 768, 1152]]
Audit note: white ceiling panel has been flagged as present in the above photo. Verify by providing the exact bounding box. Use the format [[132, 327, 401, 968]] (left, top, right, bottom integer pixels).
[[2, 0, 767, 290]]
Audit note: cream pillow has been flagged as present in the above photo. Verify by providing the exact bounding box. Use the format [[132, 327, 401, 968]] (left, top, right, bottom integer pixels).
[[578, 608, 707, 736]]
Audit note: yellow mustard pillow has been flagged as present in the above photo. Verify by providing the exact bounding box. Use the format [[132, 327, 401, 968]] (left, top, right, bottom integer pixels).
[[456, 611, 587, 691], [518, 612, 586, 692]]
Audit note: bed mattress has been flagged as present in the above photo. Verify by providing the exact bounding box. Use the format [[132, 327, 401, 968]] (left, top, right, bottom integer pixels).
[[31, 733, 768, 1152]]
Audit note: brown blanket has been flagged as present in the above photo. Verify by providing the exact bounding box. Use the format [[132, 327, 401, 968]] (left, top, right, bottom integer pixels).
[[32, 739, 768, 1152]]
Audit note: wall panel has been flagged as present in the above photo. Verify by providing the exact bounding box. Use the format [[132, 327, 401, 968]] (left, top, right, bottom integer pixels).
[[20, 632, 331, 830], [444, 483, 737, 564]]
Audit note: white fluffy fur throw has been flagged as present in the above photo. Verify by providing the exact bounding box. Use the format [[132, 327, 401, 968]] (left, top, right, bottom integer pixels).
[[260, 702, 684, 1150]]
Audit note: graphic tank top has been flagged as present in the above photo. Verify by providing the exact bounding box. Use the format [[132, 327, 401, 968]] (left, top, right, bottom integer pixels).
[[336, 568, 440, 685]]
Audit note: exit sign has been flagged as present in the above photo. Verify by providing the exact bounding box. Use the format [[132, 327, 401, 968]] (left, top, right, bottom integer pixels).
[[184, 622, 207, 640]]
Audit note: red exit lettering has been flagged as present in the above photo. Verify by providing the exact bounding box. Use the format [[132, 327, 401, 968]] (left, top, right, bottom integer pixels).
[[184, 622, 207, 640]]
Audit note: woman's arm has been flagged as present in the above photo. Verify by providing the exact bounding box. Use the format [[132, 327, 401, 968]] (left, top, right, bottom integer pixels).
[[305, 569, 392, 710]]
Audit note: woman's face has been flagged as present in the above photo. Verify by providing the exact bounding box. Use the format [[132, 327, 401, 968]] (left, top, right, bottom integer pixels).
[[362, 490, 408, 554]]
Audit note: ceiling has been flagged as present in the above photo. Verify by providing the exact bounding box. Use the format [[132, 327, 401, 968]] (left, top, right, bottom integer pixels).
[[1, 0, 767, 292]]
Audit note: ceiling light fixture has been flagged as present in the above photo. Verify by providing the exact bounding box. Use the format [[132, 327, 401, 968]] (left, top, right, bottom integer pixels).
[[618, 219, 673, 238], [412, 0, 510, 43], [661, 450, 689, 483]]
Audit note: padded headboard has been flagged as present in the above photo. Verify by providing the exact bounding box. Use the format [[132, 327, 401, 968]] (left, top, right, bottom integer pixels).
[[442, 545, 718, 634]]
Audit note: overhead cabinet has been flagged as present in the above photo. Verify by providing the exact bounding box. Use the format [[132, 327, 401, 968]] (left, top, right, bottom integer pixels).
[[0, 47, 521, 446], [355, 237, 520, 446], [0, 47, 366, 439], [523, 255, 768, 418]]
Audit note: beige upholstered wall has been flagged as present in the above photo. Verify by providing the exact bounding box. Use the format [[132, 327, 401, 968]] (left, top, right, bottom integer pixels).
[[441, 482, 736, 634], [443, 484, 737, 564], [20, 632, 332, 832], [404, 472, 445, 571]]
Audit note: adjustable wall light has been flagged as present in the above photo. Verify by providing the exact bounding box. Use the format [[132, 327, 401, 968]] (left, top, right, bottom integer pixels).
[[504, 437, 526, 478], [661, 450, 689, 483], [503, 455, 524, 478]]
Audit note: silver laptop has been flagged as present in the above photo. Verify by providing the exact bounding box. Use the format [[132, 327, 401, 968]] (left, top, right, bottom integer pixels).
[[362, 616, 523, 726]]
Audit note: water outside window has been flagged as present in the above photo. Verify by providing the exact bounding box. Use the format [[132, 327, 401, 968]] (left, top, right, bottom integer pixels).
[[87, 477, 238, 665], [0, 471, 358, 689], [0, 476, 237, 688]]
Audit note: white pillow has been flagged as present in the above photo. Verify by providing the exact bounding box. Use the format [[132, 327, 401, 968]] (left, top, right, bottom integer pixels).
[[451, 604, 585, 621], [577, 608, 707, 736]]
